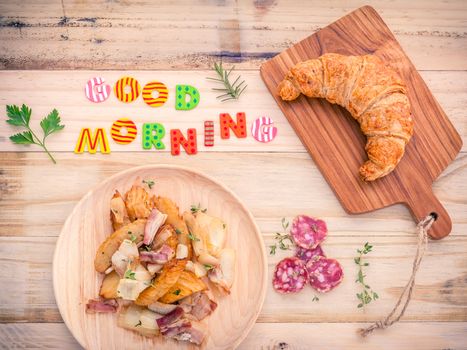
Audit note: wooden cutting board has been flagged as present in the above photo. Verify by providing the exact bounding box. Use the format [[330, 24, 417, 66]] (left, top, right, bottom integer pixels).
[[260, 6, 462, 239]]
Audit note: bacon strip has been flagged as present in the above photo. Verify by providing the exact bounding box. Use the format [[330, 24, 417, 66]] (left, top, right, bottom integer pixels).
[[85, 299, 118, 314]]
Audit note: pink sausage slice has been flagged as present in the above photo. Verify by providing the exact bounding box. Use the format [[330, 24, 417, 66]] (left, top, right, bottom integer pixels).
[[273, 257, 308, 294], [290, 215, 327, 249], [306, 258, 343, 293]]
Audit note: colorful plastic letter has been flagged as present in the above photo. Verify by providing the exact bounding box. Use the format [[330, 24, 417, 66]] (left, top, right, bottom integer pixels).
[[220, 112, 247, 139], [251, 116, 278, 143], [170, 129, 197, 155], [114, 76, 141, 103], [85, 77, 111, 103], [142, 81, 169, 107], [74, 128, 111, 154], [110, 118, 137, 145], [204, 121, 214, 147], [142, 123, 166, 150], [175, 85, 200, 110]]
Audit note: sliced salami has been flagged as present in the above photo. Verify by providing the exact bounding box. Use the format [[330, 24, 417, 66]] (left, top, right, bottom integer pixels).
[[295, 245, 325, 263], [306, 258, 343, 293], [290, 215, 327, 249], [273, 257, 308, 294]]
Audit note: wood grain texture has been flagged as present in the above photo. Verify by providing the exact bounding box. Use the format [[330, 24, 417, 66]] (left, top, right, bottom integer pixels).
[[1, 152, 466, 324], [0, 0, 467, 70], [260, 6, 463, 240], [2, 322, 467, 350], [53, 165, 267, 349], [0, 0, 466, 348], [1, 70, 466, 154]]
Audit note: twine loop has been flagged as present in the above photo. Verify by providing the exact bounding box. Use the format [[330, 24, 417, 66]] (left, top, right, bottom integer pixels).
[[358, 213, 436, 337]]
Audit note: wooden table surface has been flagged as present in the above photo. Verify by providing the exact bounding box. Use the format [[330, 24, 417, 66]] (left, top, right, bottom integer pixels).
[[0, 1, 466, 349]]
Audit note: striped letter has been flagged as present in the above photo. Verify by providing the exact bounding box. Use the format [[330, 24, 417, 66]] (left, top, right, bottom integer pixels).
[[142, 81, 169, 107], [170, 129, 197, 155], [84, 77, 111, 103], [204, 121, 214, 147], [220, 112, 247, 139], [114, 76, 141, 103], [142, 123, 166, 150], [74, 128, 110, 154], [110, 118, 137, 145], [251, 116, 277, 143]]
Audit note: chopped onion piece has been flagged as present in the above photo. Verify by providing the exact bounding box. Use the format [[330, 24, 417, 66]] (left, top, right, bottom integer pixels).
[[176, 244, 188, 259], [198, 252, 220, 266], [143, 209, 168, 245], [148, 301, 178, 315]]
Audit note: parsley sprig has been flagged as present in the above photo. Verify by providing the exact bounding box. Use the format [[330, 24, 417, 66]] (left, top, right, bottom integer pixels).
[[5, 104, 65, 164], [355, 242, 379, 308], [269, 218, 294, 255], [207, 62, 247, 102]]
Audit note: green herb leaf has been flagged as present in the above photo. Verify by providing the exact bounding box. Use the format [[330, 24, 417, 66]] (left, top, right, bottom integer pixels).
[[40, 109, 65, 137], [124, 269, 136, 280], [130, 234, 137, 242], [6, 104, 31, 127], [354, 242, 378, 308], [173, 289, 181, 295], [188, 232, 200, 242], [190, 203, 207, 214], [142, 179, 155, 189], [204, 264, 214, 271], [269, 218, 292, 255], [10, 131, 35, 144], [175, 228, 182, 235]]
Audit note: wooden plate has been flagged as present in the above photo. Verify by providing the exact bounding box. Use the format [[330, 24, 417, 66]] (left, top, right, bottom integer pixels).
[[53, 165, 267, 350]]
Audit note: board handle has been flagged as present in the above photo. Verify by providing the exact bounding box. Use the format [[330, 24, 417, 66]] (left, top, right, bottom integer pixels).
[[405, 186, 451, 239]]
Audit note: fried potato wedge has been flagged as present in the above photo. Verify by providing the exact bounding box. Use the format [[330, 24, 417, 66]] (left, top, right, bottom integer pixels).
[[125, 185, 153, 221], [110, 190, 130, 231], [154, 197, 192, 259], [94, 219, 147, 273], [99, 270, 120, 299], [159, 271, 207, 304], [135, 259, 187, 306]]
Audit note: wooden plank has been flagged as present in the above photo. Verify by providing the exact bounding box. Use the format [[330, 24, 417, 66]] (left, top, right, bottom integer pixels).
[[1, 234, 466, 323], [0, 1, 466, 70], [260, 6, 463, 239], [0, 153, 465, 323], [0, 71, 466, 153], [1, 322, 467, 349], [1, 153, 465, 238]]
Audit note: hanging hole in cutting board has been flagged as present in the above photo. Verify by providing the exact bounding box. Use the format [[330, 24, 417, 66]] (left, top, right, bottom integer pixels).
[[430, 212, 439, 221]]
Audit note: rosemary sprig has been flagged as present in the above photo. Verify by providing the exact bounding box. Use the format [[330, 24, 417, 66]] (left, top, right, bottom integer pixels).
[[355, 242, 379, 308], [207, 62, 247, 102], [269, 218, 294, 255]]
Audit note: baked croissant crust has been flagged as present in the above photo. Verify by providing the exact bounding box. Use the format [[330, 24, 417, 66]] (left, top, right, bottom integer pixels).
[[277, 53, 414, 181]]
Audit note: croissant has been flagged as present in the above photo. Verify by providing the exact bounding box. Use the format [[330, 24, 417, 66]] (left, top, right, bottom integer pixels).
[[277, 53, 414, 181]]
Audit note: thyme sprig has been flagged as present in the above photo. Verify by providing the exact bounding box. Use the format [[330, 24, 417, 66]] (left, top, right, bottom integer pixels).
[[355, 242, 379, 308], [269, 218, 294, 255], [207, 62, 247, 102]]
